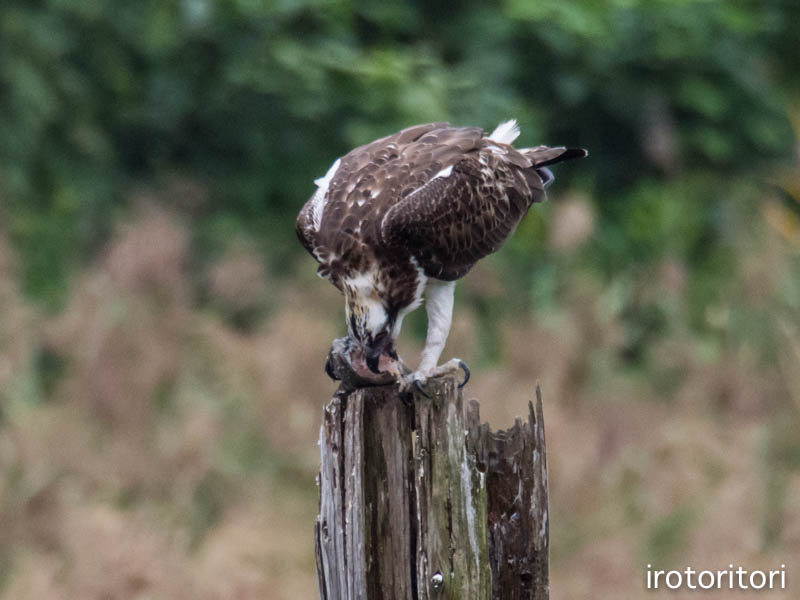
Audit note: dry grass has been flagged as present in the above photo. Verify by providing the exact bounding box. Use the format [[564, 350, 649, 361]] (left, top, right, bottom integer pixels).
[[1, 202, 798, 598]]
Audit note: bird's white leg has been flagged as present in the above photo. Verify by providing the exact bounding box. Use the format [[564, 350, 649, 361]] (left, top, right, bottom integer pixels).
[[418, 279, 455, 372], [401, 280, 467, 391]]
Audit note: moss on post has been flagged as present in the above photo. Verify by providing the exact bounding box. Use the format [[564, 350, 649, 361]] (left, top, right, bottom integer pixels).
[[315, 376, 549, 599]]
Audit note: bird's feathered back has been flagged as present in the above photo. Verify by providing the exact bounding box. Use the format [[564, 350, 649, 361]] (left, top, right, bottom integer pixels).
[[297, 121, 586, 288]]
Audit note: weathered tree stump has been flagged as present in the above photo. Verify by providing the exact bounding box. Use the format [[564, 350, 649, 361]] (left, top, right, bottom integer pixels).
[[315, 375, 549, 600]]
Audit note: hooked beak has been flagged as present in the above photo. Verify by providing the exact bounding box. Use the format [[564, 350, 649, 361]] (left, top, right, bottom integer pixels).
[[325, 354, 339, 380], [364, 336, 394, 375]]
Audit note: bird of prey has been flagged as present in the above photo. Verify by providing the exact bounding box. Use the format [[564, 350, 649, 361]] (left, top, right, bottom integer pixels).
[[296, 120, 586, 392]]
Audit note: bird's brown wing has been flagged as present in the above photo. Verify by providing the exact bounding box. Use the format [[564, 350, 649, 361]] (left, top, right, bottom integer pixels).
[[297, 122, 491, 280], [295, 122, 454, 260], [381, 142, 588, 280], [380, 155, 548, 280]]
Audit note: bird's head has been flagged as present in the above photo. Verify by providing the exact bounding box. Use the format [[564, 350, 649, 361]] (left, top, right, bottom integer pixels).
[[343, 280, 399, 374]]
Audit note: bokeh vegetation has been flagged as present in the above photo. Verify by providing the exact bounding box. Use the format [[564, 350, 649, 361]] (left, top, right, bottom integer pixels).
[[1, 1, 799, 598]]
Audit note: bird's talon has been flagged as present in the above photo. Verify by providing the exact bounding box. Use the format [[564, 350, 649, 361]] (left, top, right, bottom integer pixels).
[[414, 379, 430, 398], [457, 360, 470, 388], [400, 390, 414, 407]]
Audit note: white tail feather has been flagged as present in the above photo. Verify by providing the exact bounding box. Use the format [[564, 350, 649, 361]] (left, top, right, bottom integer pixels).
[[311, 157, 341, 229], [487, 119, 520, 145], [314, 157, 341, 189]]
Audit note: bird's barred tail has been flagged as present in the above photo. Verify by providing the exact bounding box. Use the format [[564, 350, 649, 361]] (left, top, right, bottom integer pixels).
[[522, 146, 588, 167], [521, 146, 588, 189]]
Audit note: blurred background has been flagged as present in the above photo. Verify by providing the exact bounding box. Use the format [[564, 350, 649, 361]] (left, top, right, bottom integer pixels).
[[1, 1, 799, 598]]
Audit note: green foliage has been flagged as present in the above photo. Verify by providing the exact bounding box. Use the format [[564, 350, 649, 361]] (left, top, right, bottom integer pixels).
[[0, 0, 797, 330]]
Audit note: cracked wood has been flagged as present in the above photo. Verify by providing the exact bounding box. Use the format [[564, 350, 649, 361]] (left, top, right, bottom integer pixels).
[[315, 376, 549, 599]]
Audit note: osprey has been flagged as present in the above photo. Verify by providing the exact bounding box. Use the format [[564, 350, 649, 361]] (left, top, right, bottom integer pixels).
[[296, 120, 586, 392]]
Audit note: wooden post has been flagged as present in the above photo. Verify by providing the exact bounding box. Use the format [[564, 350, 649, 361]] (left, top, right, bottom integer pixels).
[[315, 375, 549, 600]]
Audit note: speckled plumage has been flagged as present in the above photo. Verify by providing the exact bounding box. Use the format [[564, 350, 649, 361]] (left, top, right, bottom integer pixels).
[[297, 121, 586, 388], [296, 121, 586, 306]]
